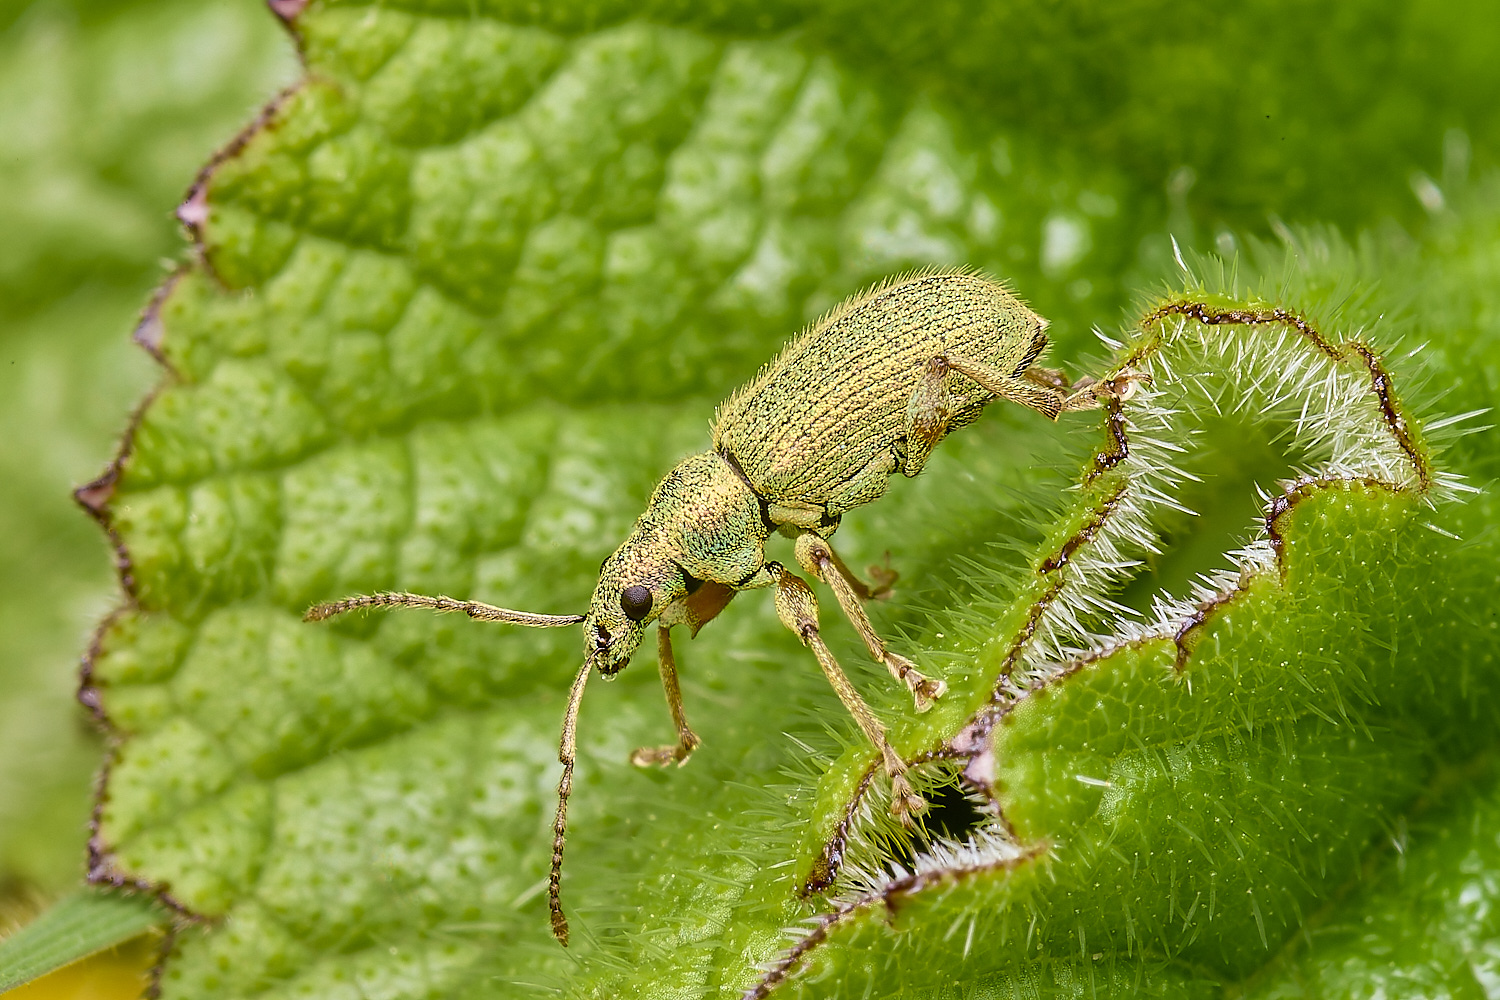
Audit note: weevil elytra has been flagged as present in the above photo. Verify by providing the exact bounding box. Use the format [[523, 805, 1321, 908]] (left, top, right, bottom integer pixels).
[[306, 269, 1106, 945]]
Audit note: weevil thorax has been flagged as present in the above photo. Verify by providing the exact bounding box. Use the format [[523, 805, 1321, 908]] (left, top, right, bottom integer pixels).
[[584, 450, 769, 675]]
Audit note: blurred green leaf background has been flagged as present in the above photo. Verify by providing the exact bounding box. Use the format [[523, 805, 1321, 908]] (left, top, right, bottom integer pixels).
[[0, 0, 294, 916]]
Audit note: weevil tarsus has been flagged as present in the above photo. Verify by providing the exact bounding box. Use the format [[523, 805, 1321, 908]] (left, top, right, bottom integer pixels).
[[1020, 363, 1143, 415], [1051, 369, 1149, 413], [846, 550, 899, 601]]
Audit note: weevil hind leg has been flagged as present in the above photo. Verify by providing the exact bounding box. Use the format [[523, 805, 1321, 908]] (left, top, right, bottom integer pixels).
[[941, 354, 1063, 420], [902, 353, 1065, 480], [902, 357, 964, 476], [630, 625, 703, 767], [793, 534, 946, 712], [770, 564, 926, 821], [1023, 365, 1074, 393]]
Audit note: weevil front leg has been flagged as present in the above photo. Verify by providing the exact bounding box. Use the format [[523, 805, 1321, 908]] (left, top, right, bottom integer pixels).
[[771, 564, 927, 821], [629, 624, 703, 767], [793, 533, 946, 712]]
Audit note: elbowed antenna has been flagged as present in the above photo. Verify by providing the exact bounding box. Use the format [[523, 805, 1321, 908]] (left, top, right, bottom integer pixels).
[[303, 590, 585, 627], [304, 587, 594, 944], [549, 655, 595, 946]]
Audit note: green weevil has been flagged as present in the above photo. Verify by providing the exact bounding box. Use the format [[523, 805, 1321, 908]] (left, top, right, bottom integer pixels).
[[307, 268, 1107, 944]]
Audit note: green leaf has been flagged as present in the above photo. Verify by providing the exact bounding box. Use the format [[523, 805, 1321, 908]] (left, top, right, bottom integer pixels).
[[64, 2, 1500, 998], [0, 891, 163, 991]]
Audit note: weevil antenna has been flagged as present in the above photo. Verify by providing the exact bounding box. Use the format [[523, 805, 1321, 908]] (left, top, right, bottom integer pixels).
[[549, 655, 594, 946], [303, 591, 584, 628]]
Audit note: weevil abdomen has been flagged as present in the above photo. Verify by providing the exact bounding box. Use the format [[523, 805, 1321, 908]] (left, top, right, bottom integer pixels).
[[712, 270, 1046, 514]]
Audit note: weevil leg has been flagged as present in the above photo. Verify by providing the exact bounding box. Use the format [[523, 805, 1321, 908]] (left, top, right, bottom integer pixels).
[[1028, 366, 1150, 413], [793, 534, 946, 712], [1058, 377, 1104, 412], [1023, 365, 1074, 393], [902, 356, 965, 476], [770, 563, 927, 821], [900, 352, 1065, 476], [630, 625, 703, 767], [941, 354, 1064, 420], [829, 546, 898, 602]]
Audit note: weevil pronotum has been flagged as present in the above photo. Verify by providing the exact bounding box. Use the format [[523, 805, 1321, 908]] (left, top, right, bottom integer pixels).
[[306, 268, 1112, 944]]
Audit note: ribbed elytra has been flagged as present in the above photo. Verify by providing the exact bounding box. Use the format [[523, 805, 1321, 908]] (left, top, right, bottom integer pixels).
[[305, 268, 1115, 945]]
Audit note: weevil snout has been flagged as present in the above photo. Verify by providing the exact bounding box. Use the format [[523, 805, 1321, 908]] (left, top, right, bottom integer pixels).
[[586, 619, 640, 677], [584, 604, 644, 677]]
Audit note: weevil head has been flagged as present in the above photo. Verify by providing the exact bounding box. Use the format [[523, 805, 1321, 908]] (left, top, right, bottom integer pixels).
[[582, 541, 687, 676], [582, 451, 769, 676]]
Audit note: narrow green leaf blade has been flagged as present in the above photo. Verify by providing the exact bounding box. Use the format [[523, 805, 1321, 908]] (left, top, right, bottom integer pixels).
[[0, 891, 164, 992]]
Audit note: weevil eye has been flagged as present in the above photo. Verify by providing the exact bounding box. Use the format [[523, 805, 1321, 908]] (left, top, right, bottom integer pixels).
[[620, 584, 653, 622]]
